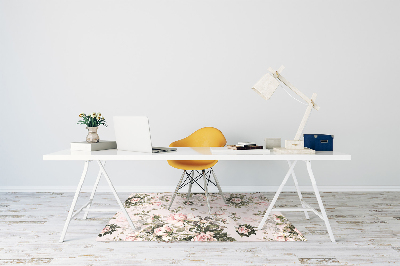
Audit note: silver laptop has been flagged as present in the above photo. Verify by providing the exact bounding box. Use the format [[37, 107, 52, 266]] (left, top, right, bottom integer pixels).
[[113, 116, 176, 153]]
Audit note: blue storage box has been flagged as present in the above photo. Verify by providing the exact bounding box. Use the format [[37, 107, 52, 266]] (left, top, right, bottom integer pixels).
[[304, 134, 334, 151]]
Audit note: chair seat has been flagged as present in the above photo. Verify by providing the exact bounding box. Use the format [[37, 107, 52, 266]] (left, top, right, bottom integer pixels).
[[167, 160, 218, 170]]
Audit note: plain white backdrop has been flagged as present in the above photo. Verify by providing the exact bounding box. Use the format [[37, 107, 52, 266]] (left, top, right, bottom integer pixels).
[[0, 0, 399, 190]]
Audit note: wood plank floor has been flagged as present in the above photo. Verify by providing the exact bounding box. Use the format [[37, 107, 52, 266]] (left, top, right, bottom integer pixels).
[[0, 192, 399, 265]]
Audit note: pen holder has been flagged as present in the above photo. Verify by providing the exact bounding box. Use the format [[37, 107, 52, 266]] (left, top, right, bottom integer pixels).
[[265, 138, 281, 149]]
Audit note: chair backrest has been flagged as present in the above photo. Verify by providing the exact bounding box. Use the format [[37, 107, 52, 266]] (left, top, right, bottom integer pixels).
[[170, 127, 226, 148]]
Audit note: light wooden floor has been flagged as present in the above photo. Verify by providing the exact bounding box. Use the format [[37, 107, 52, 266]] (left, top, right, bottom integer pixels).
[[1, 191, 399, 265]]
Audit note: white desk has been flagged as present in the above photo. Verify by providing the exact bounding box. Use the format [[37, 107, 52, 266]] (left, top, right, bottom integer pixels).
[[43, 148, 351, 242]]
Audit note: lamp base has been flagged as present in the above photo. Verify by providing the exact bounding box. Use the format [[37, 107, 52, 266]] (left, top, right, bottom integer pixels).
[[273, 147, 315, 154], [285, 140, 304, 149]]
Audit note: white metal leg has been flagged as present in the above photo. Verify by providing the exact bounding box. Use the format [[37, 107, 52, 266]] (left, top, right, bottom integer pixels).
[[168, 170, 186, 210], [96, 160, 136, 232], [211, 168, 226, 203], [257, 160, 336, 242], [257, 160, 297, 230], [187, 171, 193, 200], [306, 160, 336, 242], [59, 161, 90, 242], [202, 170, 212, 214], [83, 161, 105, 219], [287, 160, 310, 220]]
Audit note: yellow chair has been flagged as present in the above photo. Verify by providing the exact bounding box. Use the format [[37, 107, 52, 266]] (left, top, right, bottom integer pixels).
[[167, 127, 227, 213]]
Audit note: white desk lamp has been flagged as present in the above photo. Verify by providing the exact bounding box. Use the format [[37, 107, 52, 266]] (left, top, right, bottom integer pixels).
[[252, 66, 319, 154]]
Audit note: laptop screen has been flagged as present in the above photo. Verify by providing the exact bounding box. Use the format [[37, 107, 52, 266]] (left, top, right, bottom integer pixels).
[[113, 116, 153, 153]]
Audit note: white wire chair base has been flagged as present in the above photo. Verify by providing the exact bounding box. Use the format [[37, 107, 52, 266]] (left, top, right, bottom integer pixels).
[[168, 168, 226, 214]]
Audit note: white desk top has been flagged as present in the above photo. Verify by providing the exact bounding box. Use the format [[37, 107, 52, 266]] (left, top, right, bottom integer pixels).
[[43, 147, 351, 161]]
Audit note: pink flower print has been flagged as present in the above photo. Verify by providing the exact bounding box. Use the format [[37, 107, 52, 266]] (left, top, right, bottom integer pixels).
[[152, 201, 161, 206], [168, 213, 186, 222], [196, 195, 206, 201], [130, 198, 140, 203], [231, 198, 241, 203], [101, 225, 110, 234], [115, 214, 127, 223], [125, 235, 138, 241], [173, 213, 187, 221], [193, 233, 206, 241], [274, 235, 286, 241], [164, 196, 171, 201], [192, 232, 216, 241], [237, 226, 249, 235], [167, 213, 187, 226], [154, 227, 164, 236], [167, 214, 175, 223], [206, 231, 215, 237], [164, 225, 172, 233], [154, 225, 172, 236], [162, 236, 172, 242], [277, 224, 285, 230], [184, 200, 193, 205], [186, 213, 195, 220], [242, 217, 254, 223]]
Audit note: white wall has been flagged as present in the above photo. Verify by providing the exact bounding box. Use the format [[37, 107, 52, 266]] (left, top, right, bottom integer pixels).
[[1, 0, 399, 189]]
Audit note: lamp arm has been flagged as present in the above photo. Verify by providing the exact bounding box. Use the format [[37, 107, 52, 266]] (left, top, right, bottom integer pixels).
[[273, 72, 320, 111], [264, 66, 320, 141], [294, 93, 317, 140]]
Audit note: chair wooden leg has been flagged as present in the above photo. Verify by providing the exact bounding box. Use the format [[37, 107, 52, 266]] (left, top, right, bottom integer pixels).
[[168, 170, 186, 210], [211, 168, 226, 204], [187, 170, 193, 201], [202, 169, 212, 214]]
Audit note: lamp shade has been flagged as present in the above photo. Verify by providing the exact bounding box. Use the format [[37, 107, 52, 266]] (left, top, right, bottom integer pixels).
[[251, 73, 280, 101]]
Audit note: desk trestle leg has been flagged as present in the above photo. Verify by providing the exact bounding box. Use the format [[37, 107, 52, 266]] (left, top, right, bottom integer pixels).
[[288, 160, 310, 220], [59, 161, 90, 243], [257, 160, 336, 242], [306, 160, 335, 242], [83, 161, 105, 219], [96, 160, 136, 232], [59, 160, 137, 242], [257, 160, 297, 230]]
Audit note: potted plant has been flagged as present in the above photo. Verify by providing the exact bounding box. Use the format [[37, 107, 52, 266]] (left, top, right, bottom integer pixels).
[[77, 112, 107, 143]]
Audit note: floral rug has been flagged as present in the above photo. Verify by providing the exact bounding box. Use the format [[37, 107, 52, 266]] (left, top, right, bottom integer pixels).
[[97, 192, 306, 242]]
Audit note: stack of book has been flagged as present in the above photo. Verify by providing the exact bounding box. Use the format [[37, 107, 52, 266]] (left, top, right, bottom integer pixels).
[[211, 142, 270, 155], [227, 142, 263, 150], [70, 140, 117, 151]]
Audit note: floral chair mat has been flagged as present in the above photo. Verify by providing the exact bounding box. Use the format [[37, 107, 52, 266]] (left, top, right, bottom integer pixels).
[[97, 192, 306, 242]]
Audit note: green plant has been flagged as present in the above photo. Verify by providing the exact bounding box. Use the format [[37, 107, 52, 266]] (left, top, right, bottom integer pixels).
[[77, 112, 107, 127]]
